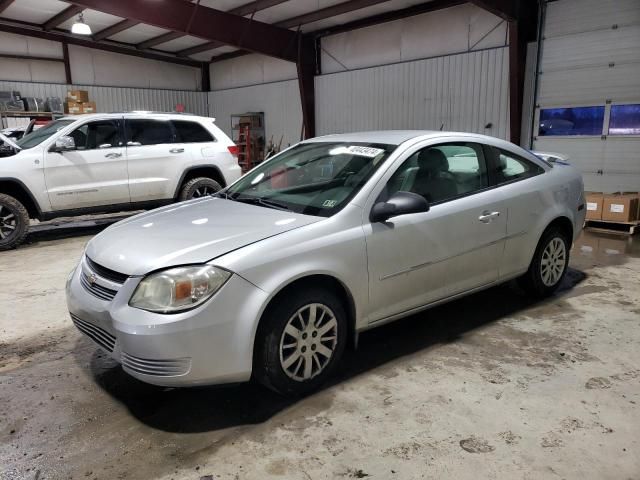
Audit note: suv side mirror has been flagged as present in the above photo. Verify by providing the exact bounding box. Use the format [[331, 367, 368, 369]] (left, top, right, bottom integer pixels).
[[51, 136, 76, 153], [370, 191, 429, 223]]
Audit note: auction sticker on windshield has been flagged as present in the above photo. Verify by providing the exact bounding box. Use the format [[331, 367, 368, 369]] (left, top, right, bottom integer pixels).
[[347, 146, 384, 158]]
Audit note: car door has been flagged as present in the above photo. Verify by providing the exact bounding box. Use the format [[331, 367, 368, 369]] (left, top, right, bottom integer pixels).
[[125, 117, 188, 202], [44, 117, 129, 210], [364, 141, 508, 323]]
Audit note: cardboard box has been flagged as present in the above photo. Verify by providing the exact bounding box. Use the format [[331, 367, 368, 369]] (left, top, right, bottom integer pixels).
[[64, 101, 82, 114], [81, 101, 96, 113], [585, 192, 604, 220], [602, 193, 639, 223], [67, 90, 89, 103]]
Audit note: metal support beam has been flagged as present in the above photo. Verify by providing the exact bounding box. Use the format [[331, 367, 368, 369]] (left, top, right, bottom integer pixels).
[[0, 52, 64, 62], [62, 42, 72, 84], [297, 35, 316, 139], [469, 0, 516, 21], [93, 18, 139, 41], [137, 31, 185, 50], [43, 5, 84, 31], [67, 0, 299, 61], [0, 21, 202, 67], [508, 20, 525, 144], [179, 0, 394, 57], [0, 0, 15, 14], [201, 62, 210, 92]]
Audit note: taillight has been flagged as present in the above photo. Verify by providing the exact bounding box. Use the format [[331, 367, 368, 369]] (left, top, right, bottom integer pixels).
[[227, 145, 238, 158]]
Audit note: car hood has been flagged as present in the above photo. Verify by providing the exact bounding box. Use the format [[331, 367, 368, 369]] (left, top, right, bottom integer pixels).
[[85, 198, 323, 276]]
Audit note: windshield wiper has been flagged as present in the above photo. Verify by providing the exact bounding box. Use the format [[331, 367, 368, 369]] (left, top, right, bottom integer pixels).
[[232, 195, 292, 211], [212, 191, 231, 199]]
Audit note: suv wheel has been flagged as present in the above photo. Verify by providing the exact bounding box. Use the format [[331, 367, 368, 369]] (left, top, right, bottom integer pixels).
[[518, 226, 570, 298], [0, 193, 30, 251], [255, 288, 347, 396], [179, 177, 221, 201]]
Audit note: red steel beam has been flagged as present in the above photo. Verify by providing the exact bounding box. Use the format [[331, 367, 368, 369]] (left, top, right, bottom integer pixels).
[[43, 5, 84, 31], [92, 18, 140, 41], [178, 0, 393, 57], [62, 41, 72, 83], [0, 0, 15, 14], [141, 0, 290, 53], [469, 0, 516, 21], [137, 31, 185, 49], [0, 21, 202, 67], [66, 0, 299, 61]]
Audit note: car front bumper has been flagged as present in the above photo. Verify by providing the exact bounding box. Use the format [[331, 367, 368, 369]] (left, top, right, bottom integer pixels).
[[66, 257, 268, 387]]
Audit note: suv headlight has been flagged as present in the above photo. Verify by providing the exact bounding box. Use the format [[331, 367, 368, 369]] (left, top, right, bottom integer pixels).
[[129, 265, 231, 313]]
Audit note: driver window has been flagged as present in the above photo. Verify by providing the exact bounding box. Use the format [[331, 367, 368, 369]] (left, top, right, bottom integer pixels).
[[382, 142, 488, 204], [69, 120, 121, 150]]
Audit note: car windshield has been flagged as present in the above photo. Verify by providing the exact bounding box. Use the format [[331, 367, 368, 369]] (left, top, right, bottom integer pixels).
[[17, 119, 75, 149], [225, 141, 396, 217]]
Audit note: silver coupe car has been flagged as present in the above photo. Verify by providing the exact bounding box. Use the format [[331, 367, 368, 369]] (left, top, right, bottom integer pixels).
[[66, 131, 585, 395]]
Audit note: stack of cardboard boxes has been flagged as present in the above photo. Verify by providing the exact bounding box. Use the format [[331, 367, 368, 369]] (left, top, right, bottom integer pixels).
[[585, 192, 640, 223], [64, 90, 97, 115]]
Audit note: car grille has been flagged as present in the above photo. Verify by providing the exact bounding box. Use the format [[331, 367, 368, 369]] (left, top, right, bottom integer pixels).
[[85, 256, 129, 284], [80, 272, 118, 301], [71, 314, 116, 353], [121, 352, 191, 377]]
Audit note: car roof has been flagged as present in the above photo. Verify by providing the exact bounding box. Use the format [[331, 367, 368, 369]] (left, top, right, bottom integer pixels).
[[58, 112, 215, 122], [304, 130, 508, 146]]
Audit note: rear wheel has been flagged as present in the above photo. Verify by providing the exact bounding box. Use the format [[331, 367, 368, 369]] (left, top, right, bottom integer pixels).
[[178, 177, 222, 201], [518, 226, 570, 298], [0, 193, 29, 251], [255, 288, 347, 396]]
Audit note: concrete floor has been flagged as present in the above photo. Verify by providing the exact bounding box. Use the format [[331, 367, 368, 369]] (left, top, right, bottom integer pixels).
[[1, 222, 639, 480]]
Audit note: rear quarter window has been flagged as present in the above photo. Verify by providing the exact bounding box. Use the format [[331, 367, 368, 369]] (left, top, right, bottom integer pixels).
[[172, 120, 215, 143]]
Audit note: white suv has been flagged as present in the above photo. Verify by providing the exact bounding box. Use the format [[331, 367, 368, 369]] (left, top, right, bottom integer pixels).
[[0, 112, 241, 250]]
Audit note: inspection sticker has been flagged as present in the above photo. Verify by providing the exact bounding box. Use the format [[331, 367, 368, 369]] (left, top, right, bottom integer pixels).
[[347, 146, 384, 158]]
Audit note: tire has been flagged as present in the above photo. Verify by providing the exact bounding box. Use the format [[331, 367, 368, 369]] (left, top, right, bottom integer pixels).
[[518, 226, 570, 298], [178, 177, 222, 201], [255, 287, 348, 396], [0, 193, 29, 251]]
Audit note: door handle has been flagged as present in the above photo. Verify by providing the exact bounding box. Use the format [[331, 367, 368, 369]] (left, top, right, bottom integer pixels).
[[478, 210, 500, 223], [104, 153, 122, 159], [169, 148, 185, 154]]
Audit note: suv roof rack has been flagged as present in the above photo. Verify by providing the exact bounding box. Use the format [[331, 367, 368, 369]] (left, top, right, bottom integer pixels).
[[107, 111, 198, 115]]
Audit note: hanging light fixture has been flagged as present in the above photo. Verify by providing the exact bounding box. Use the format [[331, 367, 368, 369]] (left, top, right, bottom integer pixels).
[[71, 13, 92, 35]]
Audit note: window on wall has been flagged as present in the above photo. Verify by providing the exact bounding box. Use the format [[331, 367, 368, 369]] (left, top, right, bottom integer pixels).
[[609, 104, 640, 135], [538, 106, 605, 136]]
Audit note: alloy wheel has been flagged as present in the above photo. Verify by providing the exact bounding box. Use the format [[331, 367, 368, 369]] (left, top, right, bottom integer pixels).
[[540, 237, 566, 287], [0, 204, 17, 241], [279, 303, 339, 382], [192, 186, 214, 198]]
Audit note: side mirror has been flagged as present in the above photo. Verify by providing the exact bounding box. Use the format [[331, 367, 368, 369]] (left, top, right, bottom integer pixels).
[[51, 136, 76, 152], [370, 191, 429, 223]]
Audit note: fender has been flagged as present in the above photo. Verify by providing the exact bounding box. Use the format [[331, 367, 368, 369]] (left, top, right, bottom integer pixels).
[[0, 176, 45, 219], [173, 164, 226, 199]]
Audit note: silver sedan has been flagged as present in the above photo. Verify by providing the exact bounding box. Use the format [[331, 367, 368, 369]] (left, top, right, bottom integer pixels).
[[66, 131, 585, 395]]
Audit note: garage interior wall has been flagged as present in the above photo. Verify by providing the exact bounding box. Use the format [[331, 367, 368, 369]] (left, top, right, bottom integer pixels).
[[532, 0, 640, 192], [0, 31, 205, 114], [208, 3, 509, 143]]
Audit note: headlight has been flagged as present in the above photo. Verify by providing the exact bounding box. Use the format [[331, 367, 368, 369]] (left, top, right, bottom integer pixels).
[[129, 265, 231, 313]]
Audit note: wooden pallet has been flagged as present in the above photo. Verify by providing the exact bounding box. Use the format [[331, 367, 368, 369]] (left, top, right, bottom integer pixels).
[[584, 219, 640, 235]]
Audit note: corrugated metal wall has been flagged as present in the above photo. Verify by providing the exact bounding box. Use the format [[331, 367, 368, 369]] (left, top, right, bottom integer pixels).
[[208, 80, 303, 149], [532, 0, 640, 192], [0, 80, 208, 116], [315, 47, 510, 140]]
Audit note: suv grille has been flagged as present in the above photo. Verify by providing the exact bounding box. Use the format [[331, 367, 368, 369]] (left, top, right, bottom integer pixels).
[[71, 314, 116, 353], [85, 256, 129, 284]]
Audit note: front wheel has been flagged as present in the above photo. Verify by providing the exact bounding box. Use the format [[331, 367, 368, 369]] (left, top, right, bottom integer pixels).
[[518, 227, 570, 298], [255, 288, 348, 396], [0, 193, 30, 251]]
